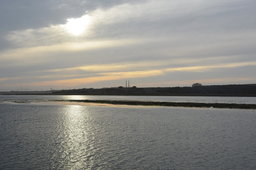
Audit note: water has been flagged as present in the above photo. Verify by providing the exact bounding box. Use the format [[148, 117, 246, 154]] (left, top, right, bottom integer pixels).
[[1, 95, 256, 169], [0, 95, 256, 104]]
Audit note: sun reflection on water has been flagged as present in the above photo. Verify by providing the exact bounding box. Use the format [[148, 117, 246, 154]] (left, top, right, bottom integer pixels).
[[56, 105, 95, 169], [63, 95, 89, 101]]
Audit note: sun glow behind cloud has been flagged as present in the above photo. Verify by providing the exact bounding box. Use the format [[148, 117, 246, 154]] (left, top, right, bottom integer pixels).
[[63, 15, 92, 36], [1, 0, 256, 90]]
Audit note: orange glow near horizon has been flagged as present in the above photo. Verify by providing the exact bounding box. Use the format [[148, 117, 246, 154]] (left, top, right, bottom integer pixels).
[[1, 61, 256, 90]]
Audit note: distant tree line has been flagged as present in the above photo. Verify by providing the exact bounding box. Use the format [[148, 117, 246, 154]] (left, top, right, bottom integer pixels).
[[50, 84, 256, 96]]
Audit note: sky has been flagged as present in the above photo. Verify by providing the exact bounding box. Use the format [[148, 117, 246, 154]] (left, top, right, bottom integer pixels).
[[0, 0, 256, 90]]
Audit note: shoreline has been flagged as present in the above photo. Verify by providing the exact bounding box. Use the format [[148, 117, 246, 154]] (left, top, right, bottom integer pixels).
[[1, 84, 256, 96], [52, 99, 256, 109]]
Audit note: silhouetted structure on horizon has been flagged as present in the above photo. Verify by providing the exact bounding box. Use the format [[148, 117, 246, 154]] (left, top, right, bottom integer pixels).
[[125, 80, 130, 88], [1, 84, 256, 96], [50, 84, 256, 96]]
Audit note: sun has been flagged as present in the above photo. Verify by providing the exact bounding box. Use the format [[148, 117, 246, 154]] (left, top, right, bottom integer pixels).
[[64, 15, 92, 36]]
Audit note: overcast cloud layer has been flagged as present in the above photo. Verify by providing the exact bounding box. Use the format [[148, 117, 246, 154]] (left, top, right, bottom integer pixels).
[[0, 0, 255, 90]]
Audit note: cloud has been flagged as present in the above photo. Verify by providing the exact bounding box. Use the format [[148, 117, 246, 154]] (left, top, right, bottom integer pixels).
[[0, 0, 143, 32], [1, 60, 255, 90], [1, 38, 141, 63], [6, 0, 256, 49], [0, 0, 256, 90]]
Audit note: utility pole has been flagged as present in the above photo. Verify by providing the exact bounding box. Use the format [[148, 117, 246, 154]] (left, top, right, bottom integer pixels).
[[125, 80, 130, 88]]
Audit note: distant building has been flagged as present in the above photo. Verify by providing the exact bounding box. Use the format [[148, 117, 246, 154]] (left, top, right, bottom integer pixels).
[[192, 83, 202, 87]]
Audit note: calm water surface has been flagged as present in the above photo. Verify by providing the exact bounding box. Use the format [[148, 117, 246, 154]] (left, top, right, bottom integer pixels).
[[0, 96, 256, 169], [0, 95, 256, 104]]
